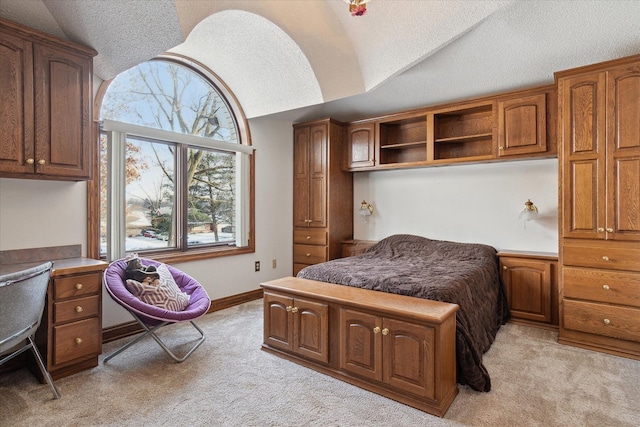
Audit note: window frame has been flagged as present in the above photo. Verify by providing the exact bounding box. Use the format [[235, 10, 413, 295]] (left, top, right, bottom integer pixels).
[[88, 54, 255, 263]]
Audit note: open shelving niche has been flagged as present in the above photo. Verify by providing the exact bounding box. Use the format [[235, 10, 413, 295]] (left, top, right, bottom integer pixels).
[[377, 102, 496, 167]]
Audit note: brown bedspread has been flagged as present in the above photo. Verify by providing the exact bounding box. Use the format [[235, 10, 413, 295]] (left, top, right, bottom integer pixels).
[[297, 234, 510, 392]]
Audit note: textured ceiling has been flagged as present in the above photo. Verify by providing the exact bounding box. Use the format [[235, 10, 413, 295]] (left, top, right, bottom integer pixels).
[[0, 0, 511, 118], [1, 1, 639, 122]]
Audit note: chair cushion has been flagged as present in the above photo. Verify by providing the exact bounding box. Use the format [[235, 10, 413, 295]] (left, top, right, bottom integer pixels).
[[125, 264, 190, 311]]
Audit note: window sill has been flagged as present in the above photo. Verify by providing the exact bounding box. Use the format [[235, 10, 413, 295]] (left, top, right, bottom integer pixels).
[[124, 244, 255, 264]]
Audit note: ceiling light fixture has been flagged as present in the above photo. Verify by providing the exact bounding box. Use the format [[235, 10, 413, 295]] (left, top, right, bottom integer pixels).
[[344, 0, 370, 16]]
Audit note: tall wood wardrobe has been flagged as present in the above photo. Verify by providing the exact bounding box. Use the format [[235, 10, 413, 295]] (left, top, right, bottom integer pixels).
[[557, 54, 640, 359], [292, 119, 353, 276]]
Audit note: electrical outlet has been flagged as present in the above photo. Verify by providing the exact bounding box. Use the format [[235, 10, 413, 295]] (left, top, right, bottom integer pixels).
[[272, 259, 277, 268], [254, 261, 260, 272]]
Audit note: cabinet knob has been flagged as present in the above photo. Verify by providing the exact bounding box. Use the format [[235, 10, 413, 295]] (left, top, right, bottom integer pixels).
[[597, 227, 604, 232], [75, 283, 83, 290], [306, 235, 311, 240], [373, 327, 381, 334], [499, 146, 504, 150], [75, 337, 83, 344], [75, 306, 83, 313], [306, 253, 311, 257], [38, 159, 45, 165], [606, 228, 614, 233], [381, 328, 389, 336], [602, 256, 610, 261], [291, 307, 298, 313], [602, 284, 610, 290], [503, 266, 507, 270], [603, 318, 611, 325], [286, 306, 292, 312], [26, 158, 35, 164]]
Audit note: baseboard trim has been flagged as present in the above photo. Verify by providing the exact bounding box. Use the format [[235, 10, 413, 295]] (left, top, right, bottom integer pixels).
[[102, 288, 264, 344]]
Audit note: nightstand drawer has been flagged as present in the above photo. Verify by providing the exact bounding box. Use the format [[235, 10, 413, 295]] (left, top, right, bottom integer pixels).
[[54, 295, 100, 324], [54, 272, 101, 299], [563, 267, 640, 308], [53, 317, 101, 365], [563, 299, 640, 343], [294, 229, 327, 245]]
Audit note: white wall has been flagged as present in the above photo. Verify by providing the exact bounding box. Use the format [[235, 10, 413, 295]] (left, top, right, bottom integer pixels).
[[353, 158, 558, 253], [0, 179, 87, 250]]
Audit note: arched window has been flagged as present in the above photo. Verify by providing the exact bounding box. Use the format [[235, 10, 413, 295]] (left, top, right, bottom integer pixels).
[[91, 55, 254, 262]]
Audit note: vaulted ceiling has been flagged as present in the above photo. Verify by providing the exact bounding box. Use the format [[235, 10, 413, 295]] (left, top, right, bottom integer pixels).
[[1, 1, 639, 123]]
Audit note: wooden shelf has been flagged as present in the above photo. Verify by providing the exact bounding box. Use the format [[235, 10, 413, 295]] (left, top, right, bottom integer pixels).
[[434, 133, 492, 144], [381, 141, 427, 149]]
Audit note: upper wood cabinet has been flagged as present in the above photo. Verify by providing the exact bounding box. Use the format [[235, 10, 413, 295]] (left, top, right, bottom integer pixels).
[[344, 86, 556, 172], [0, 18, 97, 181], [497, 86, 556, 158], [346, 121, 375, 169], [558, 57, 640, 242]]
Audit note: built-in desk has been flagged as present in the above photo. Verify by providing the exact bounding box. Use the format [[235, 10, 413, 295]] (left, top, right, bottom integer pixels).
[[0, 245, 107, 380]]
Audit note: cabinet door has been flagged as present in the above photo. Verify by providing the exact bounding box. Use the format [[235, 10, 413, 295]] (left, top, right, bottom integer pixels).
[[292, 298, 329, 363], [0, 31, 34, 174], [497, 93, 546, 157], [293, 126, 311, 228], [263, 292, 293, 352], [382, 317, 435, 399], [606, 64, 640, 241], [560, 72, 607, 239], [339, 308, 381, 381], [33, 44, 93, 178], [308, 124, 327, 228], [501, 257, 552, 323], [347, 122, 375, 168]]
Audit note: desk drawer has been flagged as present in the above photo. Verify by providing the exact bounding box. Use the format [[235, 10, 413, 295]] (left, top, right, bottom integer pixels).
[[54, 295, 100, 324], [294, 244, 327, 265], [53, 317, 101, 365], [54, 273, 101, 299], [563, 242, 640, 272], [564, 299, 640, 343], [563, 267, 640, 308], [294, 229, 327, 245]]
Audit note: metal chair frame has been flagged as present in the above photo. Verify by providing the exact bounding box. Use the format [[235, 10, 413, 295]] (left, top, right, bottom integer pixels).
[[0, 262, 61, 399]]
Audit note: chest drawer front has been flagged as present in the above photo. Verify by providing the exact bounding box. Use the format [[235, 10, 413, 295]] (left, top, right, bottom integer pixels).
[[53, 317, 101, 365], [564, 299, 640, 342], [54, 272, 101, 299], [563, 267, 640, 308], [563, 243, 640, 272], [294, 244, 327, 265], [294, 229, 327, 245], [54, 295, 100, 324]]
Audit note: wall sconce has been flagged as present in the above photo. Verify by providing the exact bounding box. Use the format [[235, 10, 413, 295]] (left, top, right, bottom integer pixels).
[[518, 199, 539, 222], [359, 200, 374, 222]]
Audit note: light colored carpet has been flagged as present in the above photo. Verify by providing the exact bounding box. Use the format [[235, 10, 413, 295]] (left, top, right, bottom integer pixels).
[[1, 299, 639, 427]]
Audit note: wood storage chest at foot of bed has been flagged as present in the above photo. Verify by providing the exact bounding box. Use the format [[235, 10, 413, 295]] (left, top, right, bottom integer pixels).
[[261, 276, 459, 417]]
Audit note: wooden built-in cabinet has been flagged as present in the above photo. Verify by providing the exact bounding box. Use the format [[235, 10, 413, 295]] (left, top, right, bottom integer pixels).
[[0, 18, 97, 181], [557, 54, 640, 359], [36, 259, 107, 380], [261, 277, 458, 417], [346, 121, 376, 168], [346, 85, 556, 171], [497, 251, 558, 328], [293, 119, 353, 275]]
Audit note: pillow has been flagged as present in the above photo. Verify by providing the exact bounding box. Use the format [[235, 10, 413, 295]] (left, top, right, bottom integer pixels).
[[125, 264, 190, 311]]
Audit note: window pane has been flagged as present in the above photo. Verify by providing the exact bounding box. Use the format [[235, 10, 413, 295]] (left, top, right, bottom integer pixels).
[[99, 132, 108, 256], [187, 147, 236, 247], [101, 60, 238, 143], [125, 137, 176, 252]]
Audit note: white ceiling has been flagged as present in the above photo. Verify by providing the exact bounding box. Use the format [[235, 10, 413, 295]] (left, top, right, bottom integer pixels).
[[1, 0, 639, 123]]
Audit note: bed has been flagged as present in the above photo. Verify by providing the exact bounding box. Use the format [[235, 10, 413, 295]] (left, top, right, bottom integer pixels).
[[297, 234, 510, 392]]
